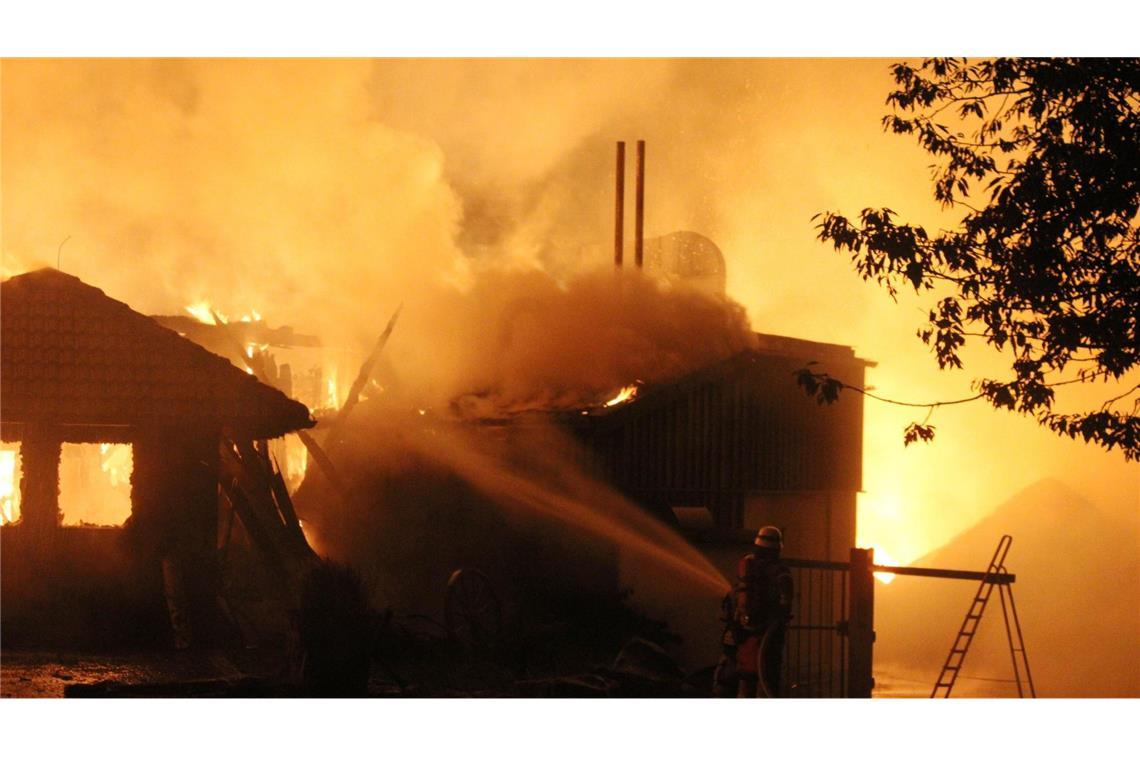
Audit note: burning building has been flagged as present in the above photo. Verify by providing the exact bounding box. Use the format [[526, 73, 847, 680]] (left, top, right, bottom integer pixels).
[[445, 320, 870, 566], [569, 332, 870, 563], [0, 216, 868, 667], [0, 262, 868, 687], [409, 301, 871, 680], [577, 144, 867, 559], [0, 268, 314, 647]]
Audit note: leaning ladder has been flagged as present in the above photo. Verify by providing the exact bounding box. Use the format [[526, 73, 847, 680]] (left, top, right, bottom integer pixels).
[[931, 535, 1036, 697]]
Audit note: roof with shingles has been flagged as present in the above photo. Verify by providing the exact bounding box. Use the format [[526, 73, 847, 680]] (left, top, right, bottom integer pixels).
[[1, 268, 314, 439]]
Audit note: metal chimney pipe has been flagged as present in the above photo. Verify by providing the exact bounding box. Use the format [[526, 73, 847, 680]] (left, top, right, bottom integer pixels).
[[634, 140, 645, 269], [614, 141, 626, 269]]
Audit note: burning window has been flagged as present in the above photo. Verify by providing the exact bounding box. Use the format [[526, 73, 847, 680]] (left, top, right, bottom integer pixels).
[[59, 443, 133, 527], [1, 443, 21, 525]]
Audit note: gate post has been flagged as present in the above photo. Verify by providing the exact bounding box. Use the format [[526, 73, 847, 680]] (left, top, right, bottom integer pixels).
[[847, 547, 875, 697]]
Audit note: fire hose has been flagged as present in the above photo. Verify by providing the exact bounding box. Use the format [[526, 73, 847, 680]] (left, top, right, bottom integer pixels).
[[757, 620, 785, 698]]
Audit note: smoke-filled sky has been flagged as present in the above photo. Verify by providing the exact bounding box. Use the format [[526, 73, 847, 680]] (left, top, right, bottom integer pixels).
[[2, 58, 1136, 562]]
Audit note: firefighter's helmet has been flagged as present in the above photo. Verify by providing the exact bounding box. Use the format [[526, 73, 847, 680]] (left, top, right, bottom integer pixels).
[[754, 525, 783, 550]]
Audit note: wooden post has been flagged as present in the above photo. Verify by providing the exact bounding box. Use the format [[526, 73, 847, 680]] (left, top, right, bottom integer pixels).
[[847, 546, 875, 697], [131, 430, 223, 646], [634, 139, 645, 269], [18, 426, 61, 544], [614, 141, 625, 268]]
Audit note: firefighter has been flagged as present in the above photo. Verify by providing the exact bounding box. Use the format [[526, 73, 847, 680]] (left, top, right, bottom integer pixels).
[[731, 525, 793, 697]]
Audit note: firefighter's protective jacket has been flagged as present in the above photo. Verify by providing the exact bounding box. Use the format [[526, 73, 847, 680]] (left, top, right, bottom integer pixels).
[[734, 553, 793, 632]]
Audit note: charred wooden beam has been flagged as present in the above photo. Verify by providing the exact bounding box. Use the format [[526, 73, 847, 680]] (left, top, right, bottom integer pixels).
[[150, 315, 321, 349], [218, 476, 293, 589], [615, 141, 625, 268], [331, 304, 402, 431], [218, 435, 318, 589], [634, 139, 645, 269], [202, 309, 347, 499]]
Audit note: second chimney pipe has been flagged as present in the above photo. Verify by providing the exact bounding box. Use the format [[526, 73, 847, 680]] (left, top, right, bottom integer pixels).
[[615, 141, 625, 268], [635, 140, 645, 268]]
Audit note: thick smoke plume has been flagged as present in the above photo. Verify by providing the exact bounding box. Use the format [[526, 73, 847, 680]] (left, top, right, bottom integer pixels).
[[2, 59, 464, 359], [405, 269, 758, 413], [2, 59, 756, 413]]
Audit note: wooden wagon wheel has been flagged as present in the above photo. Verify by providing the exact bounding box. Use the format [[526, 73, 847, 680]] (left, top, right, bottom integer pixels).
[[445, 568, 503, 652]]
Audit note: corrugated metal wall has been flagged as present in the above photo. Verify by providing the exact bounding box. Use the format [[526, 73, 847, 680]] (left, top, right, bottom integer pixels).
[[577, 351, 865, 531]]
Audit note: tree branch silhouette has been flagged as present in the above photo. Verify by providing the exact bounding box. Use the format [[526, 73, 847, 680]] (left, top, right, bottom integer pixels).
[[813, 58, 1140, 459]]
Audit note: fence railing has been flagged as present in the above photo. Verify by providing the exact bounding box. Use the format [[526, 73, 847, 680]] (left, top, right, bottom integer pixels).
[[777, 549, 1017, 697]]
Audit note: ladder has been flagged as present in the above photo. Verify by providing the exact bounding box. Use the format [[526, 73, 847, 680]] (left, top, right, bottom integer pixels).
[[931, 535, 1035, 697], [996, 565, 1036, 697]]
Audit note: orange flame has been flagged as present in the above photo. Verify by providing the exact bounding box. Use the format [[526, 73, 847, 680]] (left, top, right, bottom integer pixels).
[[325, 369, 340, 410], [59, 443, 133, 527], [284, 438, 309, 487], [605, 384, 639, 407], [871, 544, 899, 584], [1, 448, 21, 525], [185, 301, 262, 325], [184, 301, 216, 324], [98, 443, 133, 488]]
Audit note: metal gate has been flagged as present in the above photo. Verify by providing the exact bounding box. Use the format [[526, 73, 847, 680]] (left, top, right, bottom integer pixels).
[[737, 549, 875, 698], [781, 558, 851, 697]]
